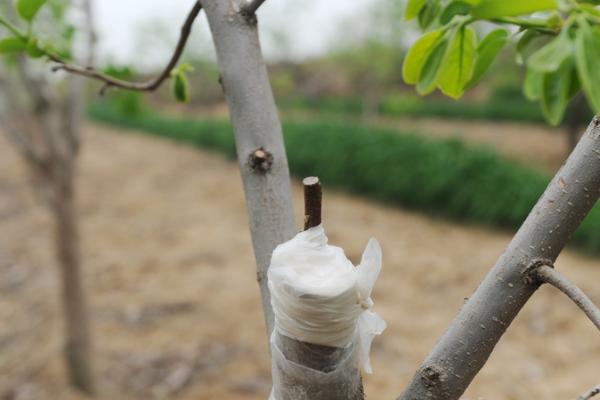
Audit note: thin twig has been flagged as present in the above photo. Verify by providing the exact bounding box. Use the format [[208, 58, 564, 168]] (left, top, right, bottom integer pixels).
[[579, 384, 600, 400], [49, 1, 202, 94], [532, 265, 600, 332], [303, 176, 322, 230], [241, 0, 267, 15]]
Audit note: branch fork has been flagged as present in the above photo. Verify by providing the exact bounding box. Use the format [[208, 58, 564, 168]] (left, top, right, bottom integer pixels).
[[526, 263, 600, 332]]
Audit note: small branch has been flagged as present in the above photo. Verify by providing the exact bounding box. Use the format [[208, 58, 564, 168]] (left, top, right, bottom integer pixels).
[[49, 1, 202, 94], [303, 176, 322, 230], [532, 265, 600, 332], [241, 0, 267, 15], [490, 16, 559, 33], [579, 384, 600, 400]]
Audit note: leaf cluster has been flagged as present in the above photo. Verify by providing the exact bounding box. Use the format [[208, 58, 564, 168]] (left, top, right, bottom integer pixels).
[[403, 0, 600, 125]]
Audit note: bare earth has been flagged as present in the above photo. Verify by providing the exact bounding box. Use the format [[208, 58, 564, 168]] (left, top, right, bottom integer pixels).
[[0, 123, 598, 400]]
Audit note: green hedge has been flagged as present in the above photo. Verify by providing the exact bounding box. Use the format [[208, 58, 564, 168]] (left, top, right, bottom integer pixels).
[[379, 93, 547, 123], [280, 94, 548, 123], [88, 102, 600, 253]]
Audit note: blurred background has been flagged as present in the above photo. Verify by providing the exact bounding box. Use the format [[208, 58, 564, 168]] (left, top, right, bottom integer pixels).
[[0, 0, 599, 399]]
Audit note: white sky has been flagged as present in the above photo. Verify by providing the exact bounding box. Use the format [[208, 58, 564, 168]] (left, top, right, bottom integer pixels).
[[94, 0, 379, 69]]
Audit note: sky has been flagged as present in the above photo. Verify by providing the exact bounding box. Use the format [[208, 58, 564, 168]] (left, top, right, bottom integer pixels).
[[94, 0, 379, 70]]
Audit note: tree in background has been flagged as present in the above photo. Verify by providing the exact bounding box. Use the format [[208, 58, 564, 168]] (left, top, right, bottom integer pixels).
[[0, 0, 96, 394]]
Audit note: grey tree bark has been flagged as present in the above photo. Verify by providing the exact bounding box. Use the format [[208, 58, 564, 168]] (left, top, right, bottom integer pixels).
[[200, 0, 295, 335], [201, 2, 364, 398], [398, 116, 600, 400]]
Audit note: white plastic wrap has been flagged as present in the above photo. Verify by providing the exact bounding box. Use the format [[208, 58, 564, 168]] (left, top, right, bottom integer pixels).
[[268, 224, 386, 399]]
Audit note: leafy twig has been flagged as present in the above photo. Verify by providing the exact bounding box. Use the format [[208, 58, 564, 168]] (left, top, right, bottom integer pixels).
[[49, 1, 202, 94]]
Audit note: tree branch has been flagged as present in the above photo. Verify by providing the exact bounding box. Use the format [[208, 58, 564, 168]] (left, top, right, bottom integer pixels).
[[579, 385, 600, 400], [531, 265, 600, 332], [398, 117, 600, 400], [241, 0, 267, 15], [49, 0, 202, 94]]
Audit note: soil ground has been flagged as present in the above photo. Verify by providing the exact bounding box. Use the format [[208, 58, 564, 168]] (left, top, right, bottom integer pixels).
[[0, 123, 598, 400]]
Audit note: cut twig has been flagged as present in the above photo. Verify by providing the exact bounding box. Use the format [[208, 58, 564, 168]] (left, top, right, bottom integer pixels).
[[579, 384, 600, 400], [49, 1, 202, 94], [532, 265, 600, 332], [303, 177, 322, 230]]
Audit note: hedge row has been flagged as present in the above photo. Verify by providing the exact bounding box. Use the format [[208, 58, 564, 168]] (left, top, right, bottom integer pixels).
[[88, 102, 600, 253], [281, 94, 548, 123]]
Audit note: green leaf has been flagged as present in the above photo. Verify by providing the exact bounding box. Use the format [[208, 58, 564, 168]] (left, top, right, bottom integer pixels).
[[16, 0, 48, 22], [471, 0, 557, 19], [567, 65, 580, 100], [0, 37, 27, 53], [524, 68, 543, 101], [406, 0, 428, 20], [172, 72, 189, 103], [26, 37, 44, 58], [418, 1, 442, 30], [440, 1, 472, 24], [466, 28, 508, 89], [527, 31, 572, 73], [540, 58, 573, 125], [575, 19, 600, 112], [516, 29, 542, 64], [403, 29, 445, 85], [436, 26, 477, 99], [580, 4, 600, 18], [417, 37, 450, 94]]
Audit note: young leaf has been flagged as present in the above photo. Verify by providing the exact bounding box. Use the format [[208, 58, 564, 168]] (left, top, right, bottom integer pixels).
[[466, 28, 508, 89], [516, 29, 543, 64], [575, 20, 600, 112], [580, 4, 600, 18], [567, 65, 580, 100], [418, 1, 442, 30], [0, 37, 27, 53], [524, 68, 543, 101], [436, 26, 477, 99], [16, 0, 48, 22], [540, 58, 574, 125], [172, 72, 189, 103], [416, 36, 450, 94], [440, 1, 472, 24], [527, 32, 572, 73], [406, 0, 428, 20], [26, 37, 44, 58], [471, 0, 557, 19], [403, 29, 445, 85]]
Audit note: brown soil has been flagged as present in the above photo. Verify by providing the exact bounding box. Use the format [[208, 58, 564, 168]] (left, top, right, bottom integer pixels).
[[378, 117, 572, 172], [0, 123, 598, 400]]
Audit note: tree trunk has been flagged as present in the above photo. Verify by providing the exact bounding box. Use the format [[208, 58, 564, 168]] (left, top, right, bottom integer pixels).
[[200, 0, 296, 336], [52, 164, 96, 395], [201, 2, 363, 398], [398, 116, 600, 400]]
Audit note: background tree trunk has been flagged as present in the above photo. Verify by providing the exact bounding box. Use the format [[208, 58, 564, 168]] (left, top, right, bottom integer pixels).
[[52, 160, 95, 394], [0, 0, 97, 393]]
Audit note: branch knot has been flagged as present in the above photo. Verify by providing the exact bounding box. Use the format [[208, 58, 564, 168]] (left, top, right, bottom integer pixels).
[[248, 147, 273, 173]]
